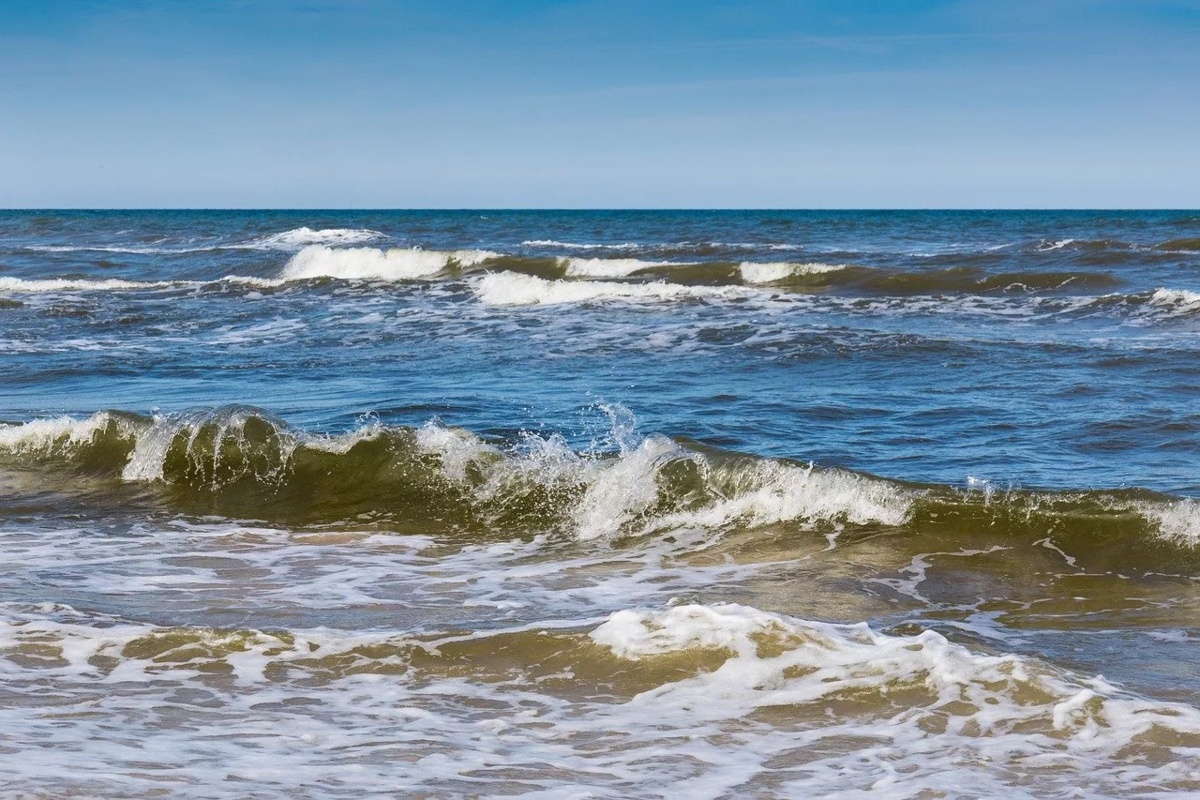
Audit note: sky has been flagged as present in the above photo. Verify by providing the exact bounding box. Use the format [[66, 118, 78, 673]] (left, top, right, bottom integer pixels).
[[1, 0, 1198, 208]]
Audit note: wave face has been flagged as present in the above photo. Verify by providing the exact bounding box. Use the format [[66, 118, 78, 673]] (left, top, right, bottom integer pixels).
[[3, 407, 1198, 556], [0, 407, 914, 537], [3, 209, 1200, 798]]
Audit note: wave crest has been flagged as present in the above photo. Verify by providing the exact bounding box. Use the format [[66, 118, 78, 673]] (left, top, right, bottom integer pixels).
[[238, 227, 385, 250], [0, 407, 910, 538], [473, 272, 743, 306], [282, 245, 498, 281]]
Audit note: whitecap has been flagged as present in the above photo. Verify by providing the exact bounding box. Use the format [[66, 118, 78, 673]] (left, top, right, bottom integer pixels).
[[473, 272, 742, 307], [281, 245, 497, 281], [738, 261, 847, 284], [235, 227, 386, 251]]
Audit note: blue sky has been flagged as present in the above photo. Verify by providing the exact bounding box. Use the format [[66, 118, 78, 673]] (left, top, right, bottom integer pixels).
[[1, 0, 1198, 207]]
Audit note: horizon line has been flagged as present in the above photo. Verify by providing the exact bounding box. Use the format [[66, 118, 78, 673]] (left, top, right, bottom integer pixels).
[[2, 207, 1198, 213]]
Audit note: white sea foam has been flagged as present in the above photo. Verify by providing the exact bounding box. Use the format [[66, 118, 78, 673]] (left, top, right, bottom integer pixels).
[[560, 256, 672, 278], [1149, 287, 1200, 314], [738, 261, 847, 284], [473, 272, 742, 307], [655, 458, 913, 533], [0, 413, 118, 454], [282, 245, 497, 281], [589, 603, 1200, 777], [0, 276, 190, 293], [1039, 238, 1077, 251], [523, 239, 641, 250], [236, 227, 386, 250], [407, 419, 909, 539], [2, 596, 1197, 798], [0, 275, 281, 294], [1139, 497, 1200, 545]]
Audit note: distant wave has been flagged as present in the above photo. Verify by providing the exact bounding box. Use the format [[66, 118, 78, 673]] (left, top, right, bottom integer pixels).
[[19, 227, 386, 256], [560, 256, 674, 278], [3, 245, 1195, 327], [1147, 287, 1200, 318], [474, 272, 744, 306], [1156, 237, 1200, 253], [233, 227, 387, 251], [0, 275, 278, 293], [280, 244, 497, 281], [523, 240, 801, 257], [738, 261, 848, 284], [523, 240, 641, 250]]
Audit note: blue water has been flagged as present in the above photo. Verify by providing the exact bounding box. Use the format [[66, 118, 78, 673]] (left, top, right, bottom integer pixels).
[[2, 210, 1200, 797], [2, 210, 1198, 492]]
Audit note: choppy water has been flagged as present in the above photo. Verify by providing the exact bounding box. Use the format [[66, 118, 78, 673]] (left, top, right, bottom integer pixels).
[[2, 210, 1199, 797]]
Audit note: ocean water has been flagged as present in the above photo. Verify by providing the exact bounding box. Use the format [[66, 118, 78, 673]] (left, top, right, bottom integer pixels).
[[1, 209, 1199, 797]]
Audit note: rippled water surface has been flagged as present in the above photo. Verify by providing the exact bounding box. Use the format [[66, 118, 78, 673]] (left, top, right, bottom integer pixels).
[[2, 210, 1199, 797]]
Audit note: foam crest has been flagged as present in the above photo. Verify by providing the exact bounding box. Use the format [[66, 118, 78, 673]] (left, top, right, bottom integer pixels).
[[281, 245, 498, 281], [1139, 498, 1200, 545], [738, 261, 847, 284], [413, 421, 499, 483], [0, 413, 120, 455], [560, 256, 671, 278], [0, 276, 189, 293], [1149, 287, 1200, 315], [473, 272, 742, 307], [656, 458, 913, 532], [571, 435, 681, 539], [238, 227, 385, 250], [523, 239, 640, 250]]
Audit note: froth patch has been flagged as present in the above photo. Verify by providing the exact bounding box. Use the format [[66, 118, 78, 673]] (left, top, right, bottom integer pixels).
[[473, 272, 742, 307], [590, 602, 1200, 752], [1149, 287, 1200, 314], [1140, 498, 1200, 545], [0, 275, 281, 295], [239, 227, 385, 250], [560, 257, 669, 278], [652, 459, 913, 532], [0, 277, 189, 293], [0, 413, 118, 454], [738, 261, 847, 284], [524, 239, 640, 250], [281, 245, 498, 282]]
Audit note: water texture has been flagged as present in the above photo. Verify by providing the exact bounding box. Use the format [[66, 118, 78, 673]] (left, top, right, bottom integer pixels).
[[1, 210, 1199, 797]]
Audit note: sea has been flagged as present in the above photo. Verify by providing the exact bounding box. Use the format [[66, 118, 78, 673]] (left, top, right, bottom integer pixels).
[[1, 209, 1199, 797]]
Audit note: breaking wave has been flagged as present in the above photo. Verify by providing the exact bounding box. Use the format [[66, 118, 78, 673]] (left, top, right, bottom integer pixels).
[[1148, 287, 1200, 316], [738, 261, 848, 284], [560, 256, 672, 278], [281, 244, 498, 281], [1, 406, 1198, 549], [235, 227, 386, 250], [0, 406, 909, 537], [473, 272, 744, 306], [3, 599, 1200, 797]]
